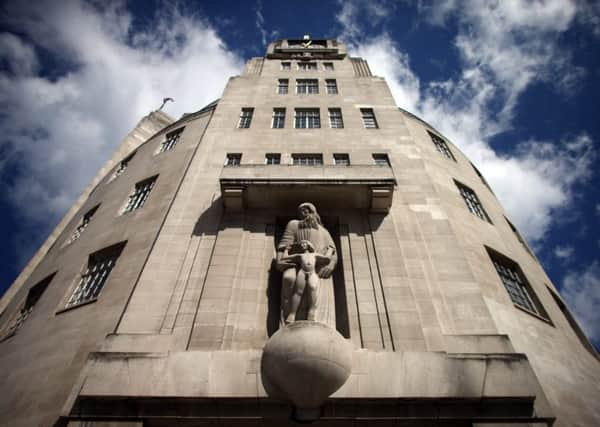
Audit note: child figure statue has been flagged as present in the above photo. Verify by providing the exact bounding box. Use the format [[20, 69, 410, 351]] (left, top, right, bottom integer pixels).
[[281, 240, 332, 324]]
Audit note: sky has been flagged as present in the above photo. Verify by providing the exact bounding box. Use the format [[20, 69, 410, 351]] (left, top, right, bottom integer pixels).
[[0, 0, 598, 348]]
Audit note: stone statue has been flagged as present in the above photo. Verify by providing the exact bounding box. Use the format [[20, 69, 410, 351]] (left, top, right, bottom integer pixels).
[[277, 203, 338, 324]]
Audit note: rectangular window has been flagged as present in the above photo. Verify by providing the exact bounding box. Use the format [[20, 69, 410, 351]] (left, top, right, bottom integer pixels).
[[373, 153, 390, 166], [272, 108, 286, 129], [113, 151, 135, 179], [298, 62, 317, 71], [158, 127, 184, 153], [2, 273, 54, 339], [294, 108, 321, 129], [281, 62, 291, 71], [225, 153, 242, 166], [123, 176, 157, 213], [455, 180, 491, 222], [292, 154, 323, 166], [65, 243, 125, 309], [296, 79, 319, 94], [333, 153, 350, 166], [486, 247, 547, 319], [238, 108, 254, 129], [328, 108, 344, 128], [277, 79, 289, 94], [265, 153, 281, 165], [67, 205, 99, 244], [428, 131, 456, 161], [325, 79, 338, 94], [361, 108, 378, 128], [323, 62, 334, 71]]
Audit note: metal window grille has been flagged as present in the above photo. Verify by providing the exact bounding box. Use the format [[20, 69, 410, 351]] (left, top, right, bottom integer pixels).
[[325, 79, 338, 94], [123, 177, 156, 213], [225, 153, 242, 166], [323, 62, 334, 71], [333, 153, 350, 166], [66, 245, 124, 308], [5, 274, 53, 336], [361, 108, 378, 128], [490, 255, 538, 314], [328, 108, 344, 128], [159, 128, 184, 153], [67, 205, 99, 243], [296, 79, 319, 94], [113, 152, 135, 178], [238, 108, 254, 128], [281, 62, 291, 70], [428, 131, 455, 161], [292, 154, 323, 166], [272, 108, 286, 129], [298, 62, 317, 71], [265, 153, 281, 165], [372, 153, 390, 166], [294, 109, 320, 128], [455, 181, 491, 222], [277, 79, 289, 94]]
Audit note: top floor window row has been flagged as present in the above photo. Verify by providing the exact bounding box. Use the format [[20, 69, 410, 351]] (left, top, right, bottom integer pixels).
[[277, 79, 338, 95], [238, 107, 379, 129], [281, 61, 335, 71]]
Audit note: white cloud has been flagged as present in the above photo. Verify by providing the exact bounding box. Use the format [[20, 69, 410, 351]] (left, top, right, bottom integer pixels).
[[554, 245, 574, 260], [0, 1, 243, 257], [561, 261, 600, 344]]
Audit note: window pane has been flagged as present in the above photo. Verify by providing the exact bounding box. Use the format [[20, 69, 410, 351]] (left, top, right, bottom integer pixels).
[[225, 153, 242, 166], [67, 205, 99, 244], [428, 131, 455, 161], [123, 177, 157, 213], [272, 108, 286, 129], [361, 108, 378, 128], [297, 79, 318, 94], [277, 79, 288, 94], [159, 127, 184, 153], [334, 153, 350, 165], [455, 181, 491, 222], [292, 154, 323, 165], [265, 153, 281, 165], [238, 108, 254, 128], [323, 62, 334, 71], [295, 109, 320, 129], [373, 153, 389, 166], [326, 79, 338, 94], [328, 108, 344, 128]]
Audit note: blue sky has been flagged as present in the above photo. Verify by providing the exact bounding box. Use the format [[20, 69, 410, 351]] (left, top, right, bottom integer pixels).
[[0, 0, 598, 348]]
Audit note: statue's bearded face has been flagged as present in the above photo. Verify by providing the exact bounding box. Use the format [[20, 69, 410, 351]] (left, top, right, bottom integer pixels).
[[299, 212, 319, 229]]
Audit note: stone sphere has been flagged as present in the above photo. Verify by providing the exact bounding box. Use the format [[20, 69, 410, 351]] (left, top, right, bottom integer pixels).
[[261, 321, 352, 420]]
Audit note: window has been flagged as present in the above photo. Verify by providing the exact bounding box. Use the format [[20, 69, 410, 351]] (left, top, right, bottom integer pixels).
[[325, 79, 338, 94], [265, 153, 281, 165], [295, 108, 321, 128], [292, 154, 323, 166], [323, 62, 334, 71], [225, 153, 242, 166], [65, 243, 125, 309], [123, 176, 157, 213], [296, 79, 319, 94], [428, 131, 455, 161], [298, 62, 317, 71], [328, 108, 344, 128], [486, 247, 547, 319], [238, 108, 254, 129], [455, 181, 491, 222], [281, 62, 291, 71], [113, 151, 135, 179], [158, 127, 184, 153], [277, 79, 289, 94], [67, 205, 99, 244], [372, 153, 390, 166], [333, 153, 350, 166], [506, 217, 535, 257], [1, 273, 54, 339], [272, 108, 286, 129], [361, 108, 378, 128]]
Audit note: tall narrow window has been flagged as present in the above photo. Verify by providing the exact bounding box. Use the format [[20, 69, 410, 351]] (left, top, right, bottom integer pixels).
[[238, 108, 254, 129], [67, 205, 100, 244], [158, 127, 184, 153], [325, 79, 338, 94], [298, 62, 317, 71], [428, 131, 455, 161], [455, 180, 491, 222], [323, 62, 334, 71], [1, 273, 54, 339], [113, 151, 135, 179], [123, 176, 157, 213], [333, 153, 350, 166], [295, 109, 321, 129], [372, 153, 390, 166], [296, 79, 319, 94], [265, 153, 281, 165], [225, 153, 242, 166], [272, 108, 286, 129], [281, 62, 291, 71], [328, 108, 344, 128], [361, 108, 378, 128], [277, 79, 289, 94], [65, 243, 125, 309], [292, 154, 323, 166], [486, 247, 548, 319]]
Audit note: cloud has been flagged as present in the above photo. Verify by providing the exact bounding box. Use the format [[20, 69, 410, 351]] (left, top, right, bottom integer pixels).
[[561, 261, 600, 345], [0, 1, 243, 261], [554, 245, 574, 260], [255, 0, 268, 47]]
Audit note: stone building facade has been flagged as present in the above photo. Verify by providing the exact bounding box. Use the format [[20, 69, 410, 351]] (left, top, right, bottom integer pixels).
[[1, 38, 598, 426]]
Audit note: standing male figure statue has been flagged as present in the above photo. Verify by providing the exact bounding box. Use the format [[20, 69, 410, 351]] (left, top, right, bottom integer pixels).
[[276, 203, 338, 324]]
